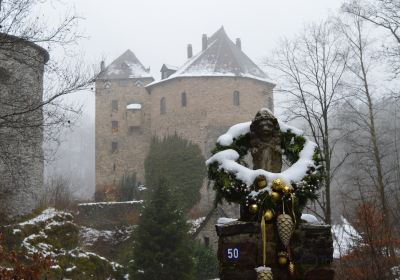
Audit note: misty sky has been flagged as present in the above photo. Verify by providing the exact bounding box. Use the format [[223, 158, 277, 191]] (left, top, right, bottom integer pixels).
[[65, 0, 345, 80]]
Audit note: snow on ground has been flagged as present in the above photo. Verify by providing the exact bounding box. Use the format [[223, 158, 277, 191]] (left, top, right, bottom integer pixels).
[[331, 216, 361, 258], [19, 208, 72, 226], [79, 226, 114, 246], [188, 217, 206, 234]]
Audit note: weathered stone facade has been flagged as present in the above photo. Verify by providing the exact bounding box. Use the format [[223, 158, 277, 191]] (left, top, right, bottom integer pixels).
[[95, 28, 275, 216], [0, 33, 48, 219], [95, 75, 154, 195]]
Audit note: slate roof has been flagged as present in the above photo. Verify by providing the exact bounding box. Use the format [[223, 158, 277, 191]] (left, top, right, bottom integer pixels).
[[147, 27, 272, 88], [98, 49, 153, 80]]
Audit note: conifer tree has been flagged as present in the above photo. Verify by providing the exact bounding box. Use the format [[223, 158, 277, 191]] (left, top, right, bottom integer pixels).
[[131, 179, 194, 280], [144, 135, 205, 211]]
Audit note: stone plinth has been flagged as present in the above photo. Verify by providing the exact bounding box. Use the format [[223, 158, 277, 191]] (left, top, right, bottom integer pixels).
[[216, 221, 334, 280]]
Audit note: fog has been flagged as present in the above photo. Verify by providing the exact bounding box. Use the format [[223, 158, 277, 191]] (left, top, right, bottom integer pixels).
[[46, 0, 345, 199]]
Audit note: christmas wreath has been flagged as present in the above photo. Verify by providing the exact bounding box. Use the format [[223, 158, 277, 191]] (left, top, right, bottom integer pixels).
[[206, 117, 323, 215]]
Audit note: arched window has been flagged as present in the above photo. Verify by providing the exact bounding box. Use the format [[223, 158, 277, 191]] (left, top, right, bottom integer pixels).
[[181, 92, 187, 107], [233, 90, 240, 106], [160, 97, 166, 115]]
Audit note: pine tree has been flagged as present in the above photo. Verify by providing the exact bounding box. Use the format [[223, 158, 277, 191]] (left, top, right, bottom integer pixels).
[[131, 179, 194, 280], [144, 135, 205, 211]]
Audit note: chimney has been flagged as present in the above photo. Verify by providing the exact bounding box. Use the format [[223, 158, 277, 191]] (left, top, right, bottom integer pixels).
[[100, 60, 105, 71], [236, 38, 241, 50], [202, 34, 208, 51], [187, 44, 193, 58]]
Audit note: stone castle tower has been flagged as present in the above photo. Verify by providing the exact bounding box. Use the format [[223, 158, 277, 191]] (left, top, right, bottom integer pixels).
[[95, 27, 275, 213], [0, 33, 49, 219]]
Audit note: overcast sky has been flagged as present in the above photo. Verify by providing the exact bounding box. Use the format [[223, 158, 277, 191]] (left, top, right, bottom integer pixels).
[[62, 0, 345, 79]]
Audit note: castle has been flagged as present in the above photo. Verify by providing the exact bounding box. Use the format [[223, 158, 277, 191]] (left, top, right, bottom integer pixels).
[[95, 27, 275, 214]]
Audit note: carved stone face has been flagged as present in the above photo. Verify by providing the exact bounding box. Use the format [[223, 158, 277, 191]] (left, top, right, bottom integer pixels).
[[251, 110, 280, 141]]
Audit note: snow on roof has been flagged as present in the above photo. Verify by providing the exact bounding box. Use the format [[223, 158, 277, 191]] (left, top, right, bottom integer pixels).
[[147, 27, 274, 87], [126, 103, 142, 110], [98, 50, 153, 80]]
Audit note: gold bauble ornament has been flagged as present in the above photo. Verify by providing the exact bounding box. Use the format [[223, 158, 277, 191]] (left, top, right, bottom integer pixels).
[[272, 178, 285, 191], [256, 267, 273, 280], [263, 210, 274, 221], [278, 252, 288, 266], [270, 191, 280, 202], [282, 185, 291, 194], [256, 175, 268, 189], [288, 262, 295, 277], [277, 214, 294, 247], [249, 204, 259, 214]]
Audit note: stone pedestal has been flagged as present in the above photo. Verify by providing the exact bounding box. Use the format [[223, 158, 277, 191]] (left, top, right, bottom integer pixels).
[[216, 221, 334, 280]]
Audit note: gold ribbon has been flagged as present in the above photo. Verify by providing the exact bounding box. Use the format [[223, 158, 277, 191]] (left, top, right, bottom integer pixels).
[[291, 193, 297, 225], [261, 212, 267, 266]]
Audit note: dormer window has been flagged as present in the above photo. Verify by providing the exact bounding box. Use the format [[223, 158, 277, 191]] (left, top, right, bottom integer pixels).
[[135, 80, 144, 87], [104, 81, 111, 89]]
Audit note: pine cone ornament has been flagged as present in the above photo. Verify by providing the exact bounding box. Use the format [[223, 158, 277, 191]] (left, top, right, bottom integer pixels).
[[256, 267, 273, 280], [288, 262, 295, 277], [277, 214, 294, 247]]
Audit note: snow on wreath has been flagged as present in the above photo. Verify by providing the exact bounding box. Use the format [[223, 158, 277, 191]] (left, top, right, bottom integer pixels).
[[206, 108, 323, 212]]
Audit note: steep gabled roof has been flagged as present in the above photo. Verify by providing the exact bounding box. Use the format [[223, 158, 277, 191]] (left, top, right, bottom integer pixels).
[[99, 49, 153, 80], [147, 27, 272, 88]]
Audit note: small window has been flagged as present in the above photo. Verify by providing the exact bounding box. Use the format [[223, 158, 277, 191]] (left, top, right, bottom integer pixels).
[[160, 97, 166, 115], [113, 163, 116, 172], [181, 92, 187, 107], [233, 91, 240, 106], [112, 100, 118, 111], [204, 237, 210, 247], [111, 141, 118, 153], [112, 121, 118, 133]]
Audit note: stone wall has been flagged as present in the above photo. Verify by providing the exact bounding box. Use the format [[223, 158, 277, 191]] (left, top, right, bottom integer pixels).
[[77, 201, 143, 229], [216, 221, 334, 280], [0, 33, 48, 219]]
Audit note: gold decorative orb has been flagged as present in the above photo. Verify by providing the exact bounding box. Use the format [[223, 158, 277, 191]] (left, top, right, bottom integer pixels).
[[282, 185, 291, 194], [249, 204, 259, 214], [264, 210, 274, 221], [270, 191, 280, 202], [256, 176, 268, 189], [272, 178, 284, 191], [278, 252, 288, 266]]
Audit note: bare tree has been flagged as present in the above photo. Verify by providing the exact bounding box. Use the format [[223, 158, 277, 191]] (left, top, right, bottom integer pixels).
[[266, 21, 349, 224], [336, 5, 398, 257], [343, 0, 400, 76]]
